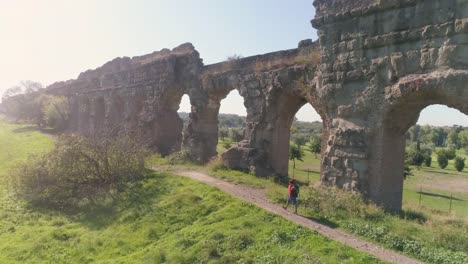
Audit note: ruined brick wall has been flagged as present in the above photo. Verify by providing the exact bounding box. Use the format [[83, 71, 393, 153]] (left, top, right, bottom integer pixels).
[[41, 41, 322, 170], [312, 0, 468, 211], [191, 41, 322, 168], [3, 1, 468, 211], [46, 43, 203, 155]]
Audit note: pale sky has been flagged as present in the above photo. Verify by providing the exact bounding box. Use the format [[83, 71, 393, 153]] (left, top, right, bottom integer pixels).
[[0, 0, 467, 126]]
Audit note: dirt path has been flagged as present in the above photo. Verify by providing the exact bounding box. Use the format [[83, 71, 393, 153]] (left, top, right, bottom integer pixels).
[[170, 170, 422, 264]]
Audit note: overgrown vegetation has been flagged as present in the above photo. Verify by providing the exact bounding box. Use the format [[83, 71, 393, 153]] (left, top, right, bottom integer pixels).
[[454, 156, 466, 172], [1, 81, 70, 131], [206, 167, 468, 264], [166, 149, 195, 165], [9, 134, 149, 210], [0, 117, 382, 263]]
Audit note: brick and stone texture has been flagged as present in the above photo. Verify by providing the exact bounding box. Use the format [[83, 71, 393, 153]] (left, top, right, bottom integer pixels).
[[312, 0, 468, 211]]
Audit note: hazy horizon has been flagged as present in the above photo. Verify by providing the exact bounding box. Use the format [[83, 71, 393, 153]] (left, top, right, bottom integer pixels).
[[1, 0, 467, 126]]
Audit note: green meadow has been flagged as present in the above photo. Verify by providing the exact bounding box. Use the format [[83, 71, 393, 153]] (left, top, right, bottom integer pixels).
[[0, 117, 381, 263], [212, 140, 468, 264]]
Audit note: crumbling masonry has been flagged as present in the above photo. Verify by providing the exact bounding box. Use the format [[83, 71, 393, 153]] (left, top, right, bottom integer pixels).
[[7, 0, 468, 211]]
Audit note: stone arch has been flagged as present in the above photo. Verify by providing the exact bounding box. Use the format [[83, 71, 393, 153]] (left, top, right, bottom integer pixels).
[[169, 93, 191, 152], [150, 89, 187, 156], [184, 71, 249, 163], [264, 91, 327, 177], [369, 70, 468, 211], [269, 94, 308, 176]]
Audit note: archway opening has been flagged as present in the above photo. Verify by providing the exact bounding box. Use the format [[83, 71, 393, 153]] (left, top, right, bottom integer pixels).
[[402, 105, 468, 215], [376, 100, 468, 212], [288, 103, 323, 183], [217, 89, 247, 154], [175, 94, 191, 152], [177, 93, 191, 129]]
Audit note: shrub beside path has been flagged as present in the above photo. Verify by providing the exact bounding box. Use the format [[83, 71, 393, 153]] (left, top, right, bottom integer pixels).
[[167, 169, 422, 264]]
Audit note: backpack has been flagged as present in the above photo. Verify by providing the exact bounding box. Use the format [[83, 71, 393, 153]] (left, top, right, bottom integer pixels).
[[291, 183, 300, 197]]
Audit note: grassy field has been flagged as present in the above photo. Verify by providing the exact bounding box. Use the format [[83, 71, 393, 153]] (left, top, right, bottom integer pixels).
[[212, 140, 468, 263], [0, 117, 383, 263], [219, 140, 468, 217]]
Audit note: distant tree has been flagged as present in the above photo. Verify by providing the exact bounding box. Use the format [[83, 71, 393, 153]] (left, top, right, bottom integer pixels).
[[459, 130, 468, 148], [223, 142, 232, 150], [292, 134, 308, 147], [421, 147, 432, 167], [1, 86, 22, 101], [21, 80, 44, 93], [437, 153, 449, 169], [408, 125, 421, 143], [406, 147, 425, 166], [403, 155, 414, 180], [289, 144, 304, 169], [429, 128, 446, 147], [1, 81, 45, 124], [218, 114, 246, 128], [226, 54, 243, 61], [310, 135, 321, 158], [43, 96, 70, 131], [219, 127, 229, 141], [446, 148, 457, 160], [454, 157, 466, 172], [423, 155, 432, 167], [290, 126, 298, 135], [436, 148, 456, 161], [229, 128, 243, 142], [447, 130, 460, 149]]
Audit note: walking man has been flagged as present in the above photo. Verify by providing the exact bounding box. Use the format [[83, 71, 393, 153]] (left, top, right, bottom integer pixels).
[[283, 179, 299, 214]]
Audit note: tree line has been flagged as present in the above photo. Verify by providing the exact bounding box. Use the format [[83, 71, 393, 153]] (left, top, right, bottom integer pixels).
[[405, 124, 467, 173], [1, 81, 70, 131]]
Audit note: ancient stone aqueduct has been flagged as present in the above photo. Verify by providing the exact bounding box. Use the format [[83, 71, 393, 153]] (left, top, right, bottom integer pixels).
[[5, 0, 468, 211]]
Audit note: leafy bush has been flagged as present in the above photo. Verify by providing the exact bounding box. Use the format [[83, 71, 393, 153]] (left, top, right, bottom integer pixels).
[[302, 186, 385, 221], [229, 128, 243, 142], [292, 134, 308, 147], [454, 157, 465, 172], [344, 222, 468, 264], [404, 159, 414, 179], [309, 135, 321, 158], [436, 148, 456, 160], [223, 142, 232, 149], [43, 96, 70, 131], [437, 153, 448, 169], [423, 154, 432, 167], [9, 134, 149, 209], [166, 150, 193, 165], [207, 157, 226, 172], [446, 148, 457, 160], [406, 149, 424, 166], [289, 144, 304, 169], [226, 54, 243, 61]]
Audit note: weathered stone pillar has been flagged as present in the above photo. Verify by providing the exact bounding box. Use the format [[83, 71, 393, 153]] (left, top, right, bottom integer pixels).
[[312, 0, 468, 211], [183, 95, 220, 163]]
